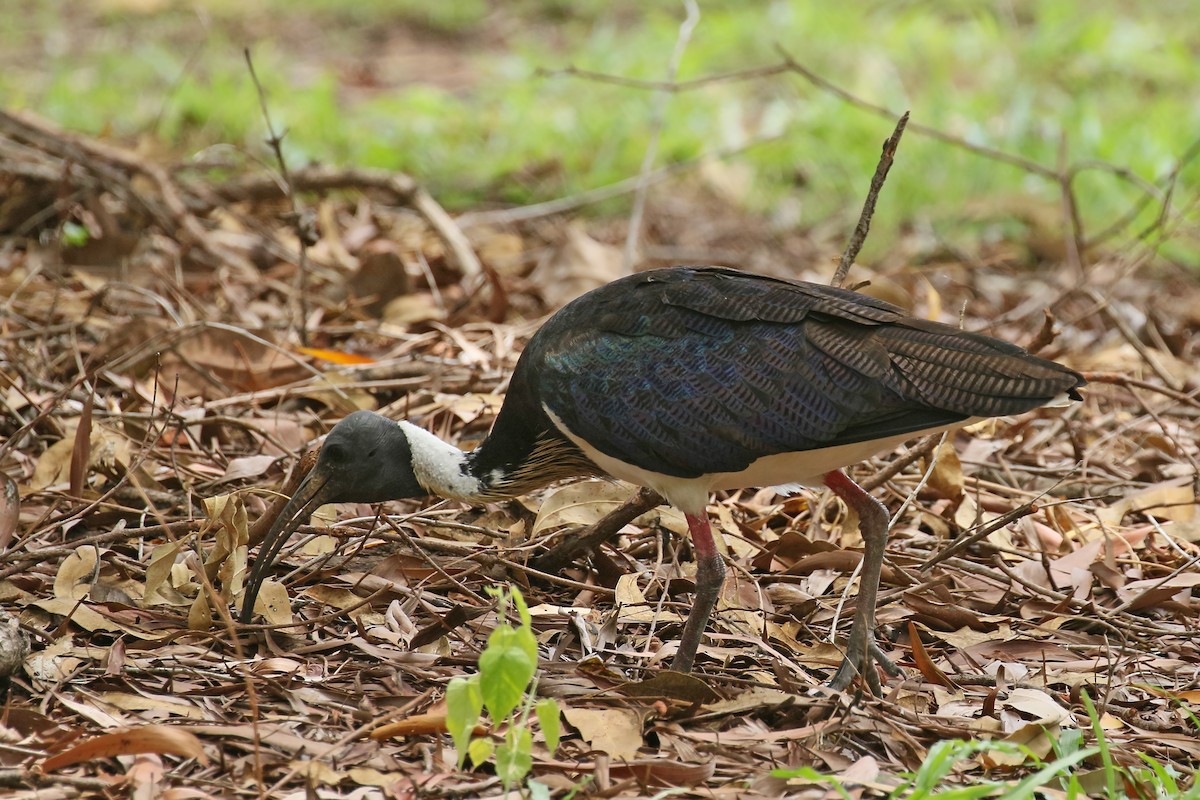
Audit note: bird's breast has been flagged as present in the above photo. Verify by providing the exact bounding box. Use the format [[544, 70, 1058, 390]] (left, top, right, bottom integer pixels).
[[544, 406, 978, 514]]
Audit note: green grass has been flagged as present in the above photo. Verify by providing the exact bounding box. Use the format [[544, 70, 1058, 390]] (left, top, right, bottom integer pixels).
[[772, 690, 1199, 799], [3, 0, 1198, 260]]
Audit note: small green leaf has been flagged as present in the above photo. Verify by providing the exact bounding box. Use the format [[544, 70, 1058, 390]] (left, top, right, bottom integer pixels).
[[511, 585, 532, 629], [467, 736, 495, 768], [445, 676, 483, 769], [61, 221, 90, 248], [527, 779, 552, 800], [495, 726, 533, 789], [768, 767, 851, 799], [479, 626, 537, 721], [536, 698, 561, 753]]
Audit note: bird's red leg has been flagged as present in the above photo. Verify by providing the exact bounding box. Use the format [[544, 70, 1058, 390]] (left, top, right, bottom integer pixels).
[[670, 512, 726, 672], [823, 469, 896, 693]]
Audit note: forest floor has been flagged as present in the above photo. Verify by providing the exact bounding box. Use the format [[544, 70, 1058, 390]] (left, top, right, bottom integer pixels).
[[2, 67, 1200, 799]]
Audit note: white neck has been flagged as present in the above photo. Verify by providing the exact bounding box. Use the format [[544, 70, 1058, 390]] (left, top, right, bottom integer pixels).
[[399, 422, 484, 502]]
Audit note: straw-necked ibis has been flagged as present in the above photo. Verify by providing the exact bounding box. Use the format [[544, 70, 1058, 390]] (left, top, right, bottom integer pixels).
[[241, 266, 1083, 688]]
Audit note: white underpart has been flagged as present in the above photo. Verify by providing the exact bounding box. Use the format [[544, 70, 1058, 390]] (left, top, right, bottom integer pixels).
[[398, 421, 483, 502], [545, 407, 982, 516]]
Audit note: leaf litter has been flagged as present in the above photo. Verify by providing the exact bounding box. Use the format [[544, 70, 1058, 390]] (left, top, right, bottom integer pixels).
[[0, 111, 1199, 797]]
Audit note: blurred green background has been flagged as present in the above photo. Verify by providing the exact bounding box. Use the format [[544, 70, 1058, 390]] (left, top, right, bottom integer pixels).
[[4, 0, 1197, 263]]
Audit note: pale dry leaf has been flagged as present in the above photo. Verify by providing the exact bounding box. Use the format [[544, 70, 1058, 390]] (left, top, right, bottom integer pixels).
[[298, 371, 377, 414], [219, 455, 277, 483], [1098, 477, 1197, 525], [251, 578, 293, 627], [100, 692, 206, 719], [32, 597, 125, 635], [28, 436, 81, 491], [981, 722, 1057, 766], [128, 753, 166, 800], [289, 759, 345, 785], [533, 222, 626, 309], [534, 481, 632, 535], [440, 392, 504, 424], [1002, 687, 1070, 725], [347, 767, 411, 787], [924, 438, 964, 500], [143, 542, 183, 607], [187, 592, 213, 631], [54, 547, 100, 600], [202, 492, 249, 591], [383, 293, 446, 326], [299, 534, 338, 557], [702, 687, 794, 716], [560, 706, 643, 760], [613, 572, 646, 608]]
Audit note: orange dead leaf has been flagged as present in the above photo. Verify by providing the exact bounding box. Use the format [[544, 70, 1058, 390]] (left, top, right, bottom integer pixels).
[[39, 724, 207, 772], [371, 712, 486, 741], [907, 621, 958, 688], [296, 346, 376, 366], [69, 390, 94, 498]]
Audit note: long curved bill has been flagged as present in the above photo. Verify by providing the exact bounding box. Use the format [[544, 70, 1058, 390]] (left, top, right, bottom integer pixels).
[[240, 468, 335, 623]]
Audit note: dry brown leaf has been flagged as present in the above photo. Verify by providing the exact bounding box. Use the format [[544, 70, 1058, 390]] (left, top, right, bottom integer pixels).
[[383, 293, 446, 325], [907, 622, 957, 688], [128, 753, 166, 800], [981, 722, 1057, 767], [143, 542, 188, 607], [247, 579, 293, 627], [69, 390, 93, 497], [560, 706, 643, 760], [533, 480, 633, 535], [297, 371, 378, 415], [99, 692, 206, 719], [923, 438, 964, 500], [54, 547, 99, 600], [27, 434, 78, 491], [1098, 477, 1197, 525], [219, 455, 277, 483], [289, 759, 346, 785], [347, 767, 413, 787], [607, 759, 716, 787], [904, 595, 989, 631], [300, 585, 368, 616], [39, 724, 207, 772], [1002, 688, 1070, 725], [533, 222, 627, 309], [618, 671, 723, 704], [0, 474, 17, 551]]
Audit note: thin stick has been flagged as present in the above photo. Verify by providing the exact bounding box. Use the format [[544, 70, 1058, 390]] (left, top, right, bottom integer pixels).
[[624, 0, 700, 271], [831, 112, 909, 288], [244, 48, 312, 346]]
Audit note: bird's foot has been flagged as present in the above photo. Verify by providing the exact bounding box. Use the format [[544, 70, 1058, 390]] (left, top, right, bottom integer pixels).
[[830, 633, 902, 690]]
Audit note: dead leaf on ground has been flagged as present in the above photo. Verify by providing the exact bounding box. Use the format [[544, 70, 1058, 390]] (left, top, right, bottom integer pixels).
[[39, 724, 207, 772], [561, 706, 644, 760]]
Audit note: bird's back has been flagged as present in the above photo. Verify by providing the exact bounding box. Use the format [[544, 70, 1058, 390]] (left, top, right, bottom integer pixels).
[[510, 266, 1083, 481]]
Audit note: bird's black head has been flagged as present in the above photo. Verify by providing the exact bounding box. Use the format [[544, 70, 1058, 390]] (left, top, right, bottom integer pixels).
[[239, 411, 427, 624], [313, 410, 425, 504]]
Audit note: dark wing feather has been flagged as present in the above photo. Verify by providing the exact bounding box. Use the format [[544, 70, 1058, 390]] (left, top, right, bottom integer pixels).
[[511, 266, 1084, 480]]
